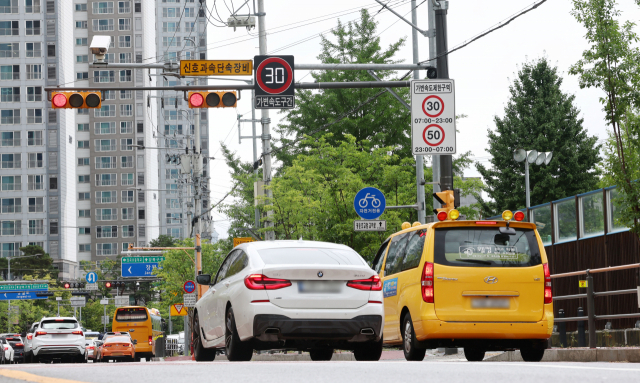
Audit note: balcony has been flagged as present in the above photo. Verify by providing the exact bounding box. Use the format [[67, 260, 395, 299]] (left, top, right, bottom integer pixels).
[[96, 248, 117, 256], [27, 116, 42, 124], [1, 205, 19, 213], [25, 5, 40, 13], [119, 75, 131, 82], [119, 6, 130, 13], [26, 72, 42, 80], [120, 144, 133, 151], [28, 204, 43, 213], [93, 7, 113, 14], [121, 161, 133, 168], [25, 27, 40, 35], [0, 73, 19, 80], [26, 50, 41, 58], [28, 228, 43, 235], [1, 160, 20, 168], [96, 214, 117, 222], [97, 145, 117, 151], [28, 160, 42, 168], [1, 138, 20, 146], [93, 25, 114, 31], [94, 75, 115, 83], [96, 179, 117, 187], [28, 182, 43, 190], [122, 213, 134, 220], [0, 50, 18, 58], [0, 28, 18, 36], [0, 250, 20, 257], [1, 182, 20, 191], [0, 6, 18, 13], [96, 162, 116, 169], [96, 231, 117, 238], [163, 27, 179, 32], [0, 94, 18, 102], [118, 24, 130, 31], [121, 179, 134, 186], [96, 196, 117, 203], [28, 137, 42, 146]]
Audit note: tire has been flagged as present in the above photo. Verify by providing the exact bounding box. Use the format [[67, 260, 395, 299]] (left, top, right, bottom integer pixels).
[[309, 349, 334, 361], [353, 338, 383, 361], [193, 311, 216, 362], [463, 347, 485, 362], [225, 307, 253, 362], [402, 313, 426, 361], [520, 347, 545, 362]]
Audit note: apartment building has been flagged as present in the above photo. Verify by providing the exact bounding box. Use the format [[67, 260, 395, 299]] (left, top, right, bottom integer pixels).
[[155, 0, 212, 242], [0, 0, 77, 279]]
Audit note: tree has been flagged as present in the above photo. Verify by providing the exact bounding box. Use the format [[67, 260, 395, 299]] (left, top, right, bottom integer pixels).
[[570, 0, 640, 238], [275, 9, 411, 168], [476, 57, 601, 216], [149, 235, 179, 248], [0, 245, 55, 281]]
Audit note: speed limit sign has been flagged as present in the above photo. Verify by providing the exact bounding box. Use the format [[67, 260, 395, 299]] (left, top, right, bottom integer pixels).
[[411, 79, 456, 155], [254, 55, 295, 109]]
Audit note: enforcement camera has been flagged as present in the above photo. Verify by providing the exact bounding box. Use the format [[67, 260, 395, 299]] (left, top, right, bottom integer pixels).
[[90, 36, 111, 62]]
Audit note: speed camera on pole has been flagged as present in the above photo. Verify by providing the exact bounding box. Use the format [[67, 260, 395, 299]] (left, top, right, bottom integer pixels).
[[411, 79, 456, 156]]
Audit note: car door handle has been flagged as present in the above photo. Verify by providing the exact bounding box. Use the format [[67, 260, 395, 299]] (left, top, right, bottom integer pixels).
[[224, 281, 230, 287], [210, 288, 216, 294]]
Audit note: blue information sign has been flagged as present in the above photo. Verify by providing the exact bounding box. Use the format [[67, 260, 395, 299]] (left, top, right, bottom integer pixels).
[[354, 187, 386, 220], [0, 292, 48, 300], [121, 263, 161, 278], [86, 272, 98, 284]]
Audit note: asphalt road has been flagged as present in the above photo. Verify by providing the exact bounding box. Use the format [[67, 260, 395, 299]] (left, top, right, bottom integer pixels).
[[1, 359, 639, 383]]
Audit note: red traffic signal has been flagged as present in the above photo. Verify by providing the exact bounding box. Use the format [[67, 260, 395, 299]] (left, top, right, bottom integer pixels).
[[51, 91, 102, 109], [188, 91, 237, 108], [64, 282, 70, 289], [105, 281, 112, 289]]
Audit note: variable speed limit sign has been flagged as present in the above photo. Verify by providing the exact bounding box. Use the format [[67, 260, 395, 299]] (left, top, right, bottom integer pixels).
[[254, 55, 295, 109], [411, 79, 456, 155]]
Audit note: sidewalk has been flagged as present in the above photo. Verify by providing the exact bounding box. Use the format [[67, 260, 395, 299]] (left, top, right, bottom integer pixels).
[[485, 348, 640, 363]]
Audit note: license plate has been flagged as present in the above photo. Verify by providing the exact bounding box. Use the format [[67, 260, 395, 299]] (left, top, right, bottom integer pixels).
[[52, 334, 66, 339], [471, 298, 510, 309], [297, 281, 342, 294], [111, 352, 123, 356]]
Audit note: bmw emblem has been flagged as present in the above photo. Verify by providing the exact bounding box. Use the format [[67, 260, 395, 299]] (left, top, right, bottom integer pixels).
[[317, 271, 323, 278]]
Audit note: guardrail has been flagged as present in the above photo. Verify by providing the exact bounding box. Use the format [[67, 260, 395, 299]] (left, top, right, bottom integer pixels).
[[551, 263, 640, 348]]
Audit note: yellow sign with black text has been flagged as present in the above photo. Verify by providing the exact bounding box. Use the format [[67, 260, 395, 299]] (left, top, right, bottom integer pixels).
[[579, 280, 588, 288], [233, 237, 255, 248], [180, 60, 253, 76]]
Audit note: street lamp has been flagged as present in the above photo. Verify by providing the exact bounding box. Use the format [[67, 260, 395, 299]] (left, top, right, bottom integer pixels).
[[513, 149, 553, 208]]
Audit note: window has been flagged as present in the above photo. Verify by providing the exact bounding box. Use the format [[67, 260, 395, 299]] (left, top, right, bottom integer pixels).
[[75, 21, 87, 29], [167, 228, 182, 238], [102, 90, 116, 100], [50, 221, 58, 235], [384, 233, 409, 276], [165, 169, 179, 180], [138, 209, 145, 220], [92, 1, 114, 14], [1, 198, 20, 213], [122, 191, 134, 203], [1, 109, 20, 124], [0, 87, 18, 102], [47, 43, 55, 57], [47, 65, 55, 79], [25, 43, 41, 58], [78, 175, 90, 183], [26, 65, 42, 80], [166, 213, 182, 224], [96, 173, 117, 186], [78, 227, 91, 235], [163, 22, 179, 32], [94, 70, 115, 83], [1, 176, 20, 191], [118, 18, 130, 31], [28, 197, 43, 212], [78, 209, 91, 218], [49, 176, 57, 190], [95, 121, 116, 135], [95, 156, 116, 169], [75, 38, 88, 46], [121, 173, 134, 186], [97, 243, 117, 256], [48, 151, 57, 169], [77, 158, 89, 167], [0, 20, 18, 35], [26, 108, 42, 123], [96, 191, 116, 203], [119, 53, 132, 63], [96, 208, 117, 221], [28, 220, 43, 235], [1, 131, 19, 147], [138, 173, 144, 185], [164, 124, 183, 135], [76, 72, 89, 80], [166, 199, 180, 209], [0, 43, 18, 58], [120, 104, 133, 117], [92, 19, 114, 31], [76, 55, 88, 63], [162, 7, 180, 17], [1, 220, 21, 236], [1, 153, 21, 168], [28, 153, 43, 168], [122, 225, 135, 238], [121, 138, 133, 151], [26, 86, 41, 101], [122, 207, 134, 220], [95, 139, 117, 151], [78, 192, 90, 201], [95, 105, 116, 118], [134, 1, 140, 12], [120, 155, 133, 168], [75, 3, 87, 11], [77, 123, 89, 132], [25, 0, 40, 13], [28, 175, 43, 191], [96, 226, 118, 239], [120, 122, 133, 135], [119, 70, 132, 82], [77, 140, 89, 149], [27, 131, 42, 146], [1, 65, 19, 80], [0, 0, 17, 13], [118, 1, 130, 13], [162, 36, 180, 47], [184, 7, 194, 17], [184, 21, 195, 32], [137, 122, 143, 133], [79, 244, 91, 252]]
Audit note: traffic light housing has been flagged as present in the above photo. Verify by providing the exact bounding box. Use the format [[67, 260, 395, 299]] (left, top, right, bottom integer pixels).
[[105, 281, 126, 289], [188, 91, 237, 108], [63, 282, 86, 289], [433, 189, 461, 220], [51, 91, 102, 109]]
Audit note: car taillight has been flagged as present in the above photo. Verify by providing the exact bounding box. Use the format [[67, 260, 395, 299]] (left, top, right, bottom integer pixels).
[[244, 274, 292, 290], [148, 335, 152, 345], [87, 346, 94, 350], [347, 275, 382, 291], [543, 263, 552, 304], [16, 343, 23, 347], [421, 262, 434, 303], [27, 334, 32, 340], [35, 331, 47, 337], [72, 330, 83, 336], [3, 346, 7, 351]]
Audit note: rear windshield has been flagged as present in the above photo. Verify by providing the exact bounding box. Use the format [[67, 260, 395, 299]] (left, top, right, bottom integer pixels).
[[106, 336, 130, 343], [115, 308, 148, 322], [434, 227, 541, 267], [5, 338, 21, 342], [258, 248, 366, 266], [41, 320, 78, 329]]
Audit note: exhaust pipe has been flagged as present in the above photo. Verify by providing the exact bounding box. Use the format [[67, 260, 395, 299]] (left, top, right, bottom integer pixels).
[[360, 328, 374, 335], [264, 328, 280, 334]]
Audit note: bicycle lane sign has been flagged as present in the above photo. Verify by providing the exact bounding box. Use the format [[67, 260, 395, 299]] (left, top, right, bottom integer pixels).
[[354, 187, 386, 220]]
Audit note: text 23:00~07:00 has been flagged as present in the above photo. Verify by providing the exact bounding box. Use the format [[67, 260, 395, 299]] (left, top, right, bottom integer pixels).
[[414, 146, 454, 153]]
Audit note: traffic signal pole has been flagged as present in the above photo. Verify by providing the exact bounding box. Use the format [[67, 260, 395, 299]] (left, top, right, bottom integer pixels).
[[257, 0, 275, 241], [435, 1, 453, 192]]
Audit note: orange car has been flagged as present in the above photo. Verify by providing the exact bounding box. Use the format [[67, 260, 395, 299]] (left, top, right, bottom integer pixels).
[[98, 335, 136, 363]]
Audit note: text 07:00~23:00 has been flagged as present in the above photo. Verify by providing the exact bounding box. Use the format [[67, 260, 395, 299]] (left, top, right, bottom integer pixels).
[[414, 118, 454, 124], [414, 146, 455, 153]]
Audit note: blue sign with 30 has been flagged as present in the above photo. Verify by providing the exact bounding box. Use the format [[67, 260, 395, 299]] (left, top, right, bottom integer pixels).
[[354, 187, 386, 220]]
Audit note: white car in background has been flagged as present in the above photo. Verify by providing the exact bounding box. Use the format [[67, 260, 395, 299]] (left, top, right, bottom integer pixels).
[[0, 339, 14, 363], [31, 317, 86, 363], [23, 322, 39, 362], [193, 240, 384, 362]]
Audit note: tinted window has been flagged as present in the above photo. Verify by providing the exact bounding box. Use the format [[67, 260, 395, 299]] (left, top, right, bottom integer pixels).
[[434, 228, 541, 267], [226, 251, 248, 279], [115, 308, 148, 322], [384, 233, 409, 276], [372, 241, 389, 274], [401, 230, 426, 271], [258, 248, 366, 266], [41, 320, 78, 329], [215, 250, 237, 284]]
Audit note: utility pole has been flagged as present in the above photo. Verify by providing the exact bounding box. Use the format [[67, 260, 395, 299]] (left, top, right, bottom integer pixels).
[[435, 1, 453, 191], [411, 0, 426, 224], [429, 0, 441, 216], [257, 0, 275, 240], [251, 88, 260, 230]]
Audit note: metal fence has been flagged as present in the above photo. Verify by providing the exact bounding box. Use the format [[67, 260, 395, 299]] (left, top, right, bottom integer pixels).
[[165, 337, 183, 356]]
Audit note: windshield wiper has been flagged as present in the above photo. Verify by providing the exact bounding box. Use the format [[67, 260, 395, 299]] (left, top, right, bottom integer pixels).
[[455, 258, 492, 265]]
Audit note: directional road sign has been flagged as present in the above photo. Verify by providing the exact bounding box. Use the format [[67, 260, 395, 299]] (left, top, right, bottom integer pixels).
[[180, 60, 253, 76], [354, 220, 387, 232], [184, 293, 197, 308], [121, 256, 164, 278], [354, 187, 386, 220], [0, 292, 48, 300], [170, 303, 187, 316], [70, 296, 86, 307], [411, 79, 456, 155], [85, 272, 98, 284], [233, 237, 255, 248], [183, 281, 196, 294], [0, 283, 48, 293], [254, 55, 295, 109], [115, 295, 129, 307]]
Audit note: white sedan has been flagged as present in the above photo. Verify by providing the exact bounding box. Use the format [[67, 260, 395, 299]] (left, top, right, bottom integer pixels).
[[1, 339, 14, 363], [193, 240, 384, 362]]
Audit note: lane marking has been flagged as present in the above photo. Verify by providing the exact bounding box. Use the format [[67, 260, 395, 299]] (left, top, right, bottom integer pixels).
[[0, 369, 90, 383]]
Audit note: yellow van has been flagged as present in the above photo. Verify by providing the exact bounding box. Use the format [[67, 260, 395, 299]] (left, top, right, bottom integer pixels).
[[372, 211, 553, 362]]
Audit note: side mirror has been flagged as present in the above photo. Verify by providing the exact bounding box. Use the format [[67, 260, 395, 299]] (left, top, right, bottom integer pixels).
[[196, 274, 211, 285], [133, 339, 137, 345]]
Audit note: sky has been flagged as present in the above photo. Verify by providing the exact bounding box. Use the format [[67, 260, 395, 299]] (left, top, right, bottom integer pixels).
[[201, 0, 640, 238]]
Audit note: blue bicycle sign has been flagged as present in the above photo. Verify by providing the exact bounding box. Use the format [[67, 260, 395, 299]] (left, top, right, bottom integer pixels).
[[354, 187, 386, 220]]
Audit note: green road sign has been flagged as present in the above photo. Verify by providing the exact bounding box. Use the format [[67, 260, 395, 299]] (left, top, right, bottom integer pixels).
[[122, 256, 165, 264]]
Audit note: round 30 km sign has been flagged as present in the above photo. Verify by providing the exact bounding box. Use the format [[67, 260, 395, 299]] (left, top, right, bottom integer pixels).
[[254, 55, 295, 109], [410, 79, 456, 155]]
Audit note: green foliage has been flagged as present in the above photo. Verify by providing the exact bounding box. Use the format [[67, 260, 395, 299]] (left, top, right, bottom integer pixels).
[[149, 235, 179, 248], [476, 57, 601, 216], [0, 245, 55, 281]]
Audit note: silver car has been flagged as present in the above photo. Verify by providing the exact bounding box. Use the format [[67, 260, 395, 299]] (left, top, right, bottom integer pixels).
[[23, 322, 39, 363]]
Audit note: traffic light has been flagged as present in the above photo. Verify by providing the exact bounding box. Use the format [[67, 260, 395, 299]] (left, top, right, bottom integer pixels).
[[105, 281, 112, 289], [433, 189, 461, 221], [51, 91, 101, 109], [105, 281, 126, 289], [188, 91, 237, 108], [63, 282, 70, 289], [63, 282, 86, 289]]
